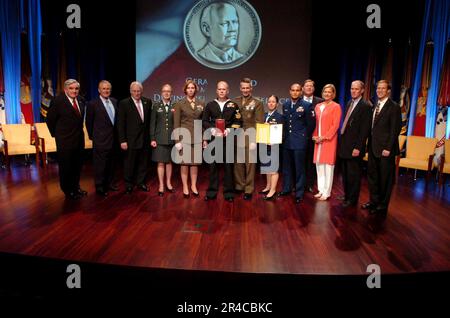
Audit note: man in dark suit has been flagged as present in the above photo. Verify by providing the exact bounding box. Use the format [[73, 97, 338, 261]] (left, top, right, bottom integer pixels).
[[279, 83, 316, 203], [362, 80, 402, 216], [86, 80, 119, 197], [117, 81, 152, 194], [338, 80, 372, 207], [46, 79, 86, 200], [202, 81, 241, 202], [302, 79, 324, 193]]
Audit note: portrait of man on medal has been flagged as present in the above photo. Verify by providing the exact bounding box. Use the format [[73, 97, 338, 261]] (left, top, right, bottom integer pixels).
[[183, 0, 262, 70], [197, 2, 244, 64]]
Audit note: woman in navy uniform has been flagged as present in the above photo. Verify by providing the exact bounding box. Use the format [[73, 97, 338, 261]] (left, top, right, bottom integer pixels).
[[259, 95, 284, 200], [173, 80, 205, 198], [150, 84, 175, 196]]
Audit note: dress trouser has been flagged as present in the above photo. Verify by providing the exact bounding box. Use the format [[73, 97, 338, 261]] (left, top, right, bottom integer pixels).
[[367, 150, 395, 210], [340, 156, 363, 203], [282, 147, 306, 199], [57, 147, 83, 195], [124, 148, 149, 188]]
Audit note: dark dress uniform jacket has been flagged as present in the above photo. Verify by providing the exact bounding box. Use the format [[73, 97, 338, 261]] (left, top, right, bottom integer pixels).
[[150, 101, 175, 145]]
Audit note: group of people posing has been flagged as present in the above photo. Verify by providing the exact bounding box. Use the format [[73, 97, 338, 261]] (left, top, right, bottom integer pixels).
[[46, 77, 401, 216]]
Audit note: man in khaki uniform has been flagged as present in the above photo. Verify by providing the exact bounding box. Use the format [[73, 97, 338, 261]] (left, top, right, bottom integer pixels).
[[233, 78, 264, 200]]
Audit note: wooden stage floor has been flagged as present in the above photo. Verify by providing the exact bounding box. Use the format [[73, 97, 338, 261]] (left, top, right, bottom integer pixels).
[[0, 160, 449, 276]]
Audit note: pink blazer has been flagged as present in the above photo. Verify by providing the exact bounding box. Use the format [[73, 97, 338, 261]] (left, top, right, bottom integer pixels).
[[313, 101, 342, 165]]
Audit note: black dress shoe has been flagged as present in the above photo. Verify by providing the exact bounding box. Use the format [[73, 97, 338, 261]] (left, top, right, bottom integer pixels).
[[277, 191, 290, 197], [138, 184, 149, 192], [166, 188, 176, 193], [108, 185, 119, 191], [361, 202, 375, 210], [263, 194, 276, 201], [295, 197, 303, 204], [158, 191, 164, 197], [225, 197, 234, 202], [192, 192, 200, 197], [234, 189, 244, 194], [306, 186, 314, 193], [183, 193, 190, 198], [243, 193, 252, 200], [337, 195, 346, 201], [96, 188, 108, 197], [259, 189, 270, 194], [125, 187, 133, 194], [77, 188, 88, 196], [65, 192, 81, 200], [204, 196, 216, 201], [342, 200, 356, 208]]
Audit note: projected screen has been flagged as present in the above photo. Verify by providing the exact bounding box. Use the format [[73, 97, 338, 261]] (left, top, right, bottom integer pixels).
[[136, 0, 311, 104]]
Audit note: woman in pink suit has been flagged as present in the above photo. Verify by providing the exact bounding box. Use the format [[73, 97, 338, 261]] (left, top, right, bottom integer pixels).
[[312, 84, 342, 200]]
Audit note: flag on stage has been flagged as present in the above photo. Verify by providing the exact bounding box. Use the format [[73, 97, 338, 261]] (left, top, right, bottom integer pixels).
[[0, 49, 4, 150], [381, 39, 394, 85], [413, 42, 434, 136], [56, 33, 67, 95], [399, 42, 413, 135], [40, 34, 54, 120], [434, 41, 450, 166], [20, 32, 34, 124], [363, 46, 376, 106]]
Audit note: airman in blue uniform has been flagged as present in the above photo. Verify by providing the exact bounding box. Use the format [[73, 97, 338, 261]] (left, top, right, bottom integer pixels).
[[278, 83, 316, 203]]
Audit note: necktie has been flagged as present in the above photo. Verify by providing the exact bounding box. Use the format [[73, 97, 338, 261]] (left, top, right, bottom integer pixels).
[[373, 101, 381, 128], [136, 100, 144, 121], [165, 104, 169, 113], [104, 99, 115, 124], [340, 100, 355, 134], [72, 98, 81, 116]]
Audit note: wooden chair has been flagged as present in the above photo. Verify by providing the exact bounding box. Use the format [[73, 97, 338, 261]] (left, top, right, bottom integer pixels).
[[84, 125, 93, 149], [1, 124, 39, 168], [34, 122, 57, 168], [397, 136, 437, 181], [438, 139, 450, 185]]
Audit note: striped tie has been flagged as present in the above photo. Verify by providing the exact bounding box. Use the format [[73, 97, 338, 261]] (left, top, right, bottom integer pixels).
[[372, 101, 381, 128]]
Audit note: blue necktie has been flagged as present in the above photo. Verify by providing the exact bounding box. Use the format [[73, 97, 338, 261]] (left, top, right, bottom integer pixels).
[[104, 99, 115, 124]]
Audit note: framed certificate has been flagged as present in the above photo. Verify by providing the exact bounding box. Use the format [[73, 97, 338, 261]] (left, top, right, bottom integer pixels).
[[256, 123, 283, 144]]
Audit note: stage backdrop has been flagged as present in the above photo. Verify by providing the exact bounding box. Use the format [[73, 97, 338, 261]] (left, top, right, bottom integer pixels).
[[136, 0, 311, 105]]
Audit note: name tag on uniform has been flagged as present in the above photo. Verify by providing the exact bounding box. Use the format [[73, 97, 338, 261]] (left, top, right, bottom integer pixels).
[[296, 106, 304, 112]]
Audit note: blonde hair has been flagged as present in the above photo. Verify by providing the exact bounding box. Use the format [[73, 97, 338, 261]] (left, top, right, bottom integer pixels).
[[322, 84, 336, 99]]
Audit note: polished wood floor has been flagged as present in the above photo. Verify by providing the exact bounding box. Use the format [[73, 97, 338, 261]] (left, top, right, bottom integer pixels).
[[0, 157, 449, 275]]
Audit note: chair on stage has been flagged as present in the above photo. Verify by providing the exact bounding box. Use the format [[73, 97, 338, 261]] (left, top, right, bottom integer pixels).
[[1, 124, 39, 168], [438, 139, 450, 185], [34, 122, 57, 168], [397, 136, 437, 181], [83, 125, 93, 149]]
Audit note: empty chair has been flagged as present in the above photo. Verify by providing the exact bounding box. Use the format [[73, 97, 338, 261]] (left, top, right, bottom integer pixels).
[[398, 136, 437, 180], [1, 124, 38, 167], [34, 122, 57, 168]]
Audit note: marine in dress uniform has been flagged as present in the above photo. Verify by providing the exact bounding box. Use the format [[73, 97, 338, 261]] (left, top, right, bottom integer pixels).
[[233, 94, 264, 199]]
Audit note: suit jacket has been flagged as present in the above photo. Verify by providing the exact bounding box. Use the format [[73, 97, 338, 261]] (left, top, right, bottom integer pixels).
[[368, 98, 402, 158], [338, 98, 372, 158], [173, 98, 204, 145], [46, 94, 85, 150], [281, 99, 316, 150], [202, 99, 241, 139], [86, 96, 118, 149], [150, 101, 175, 145], [197, 43, 243, 64], [117, 97, 152, 149]]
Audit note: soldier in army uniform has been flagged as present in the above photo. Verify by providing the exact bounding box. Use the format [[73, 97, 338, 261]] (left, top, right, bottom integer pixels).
[[150, 84, 175, 196], [233, 78, 264, 200]]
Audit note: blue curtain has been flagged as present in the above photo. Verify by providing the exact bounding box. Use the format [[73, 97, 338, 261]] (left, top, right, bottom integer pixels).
[[27, 0, 42, 123], [408, 0, 450, 137], [0, 0, 22, 124], [425, 0, 449, 137]]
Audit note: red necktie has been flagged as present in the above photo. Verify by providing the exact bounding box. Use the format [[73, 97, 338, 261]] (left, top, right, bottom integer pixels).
[[72, 98, 81, 116]]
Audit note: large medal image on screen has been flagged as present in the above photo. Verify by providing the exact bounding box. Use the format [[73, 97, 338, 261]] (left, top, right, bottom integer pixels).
[[183, 0, 262, 70]]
